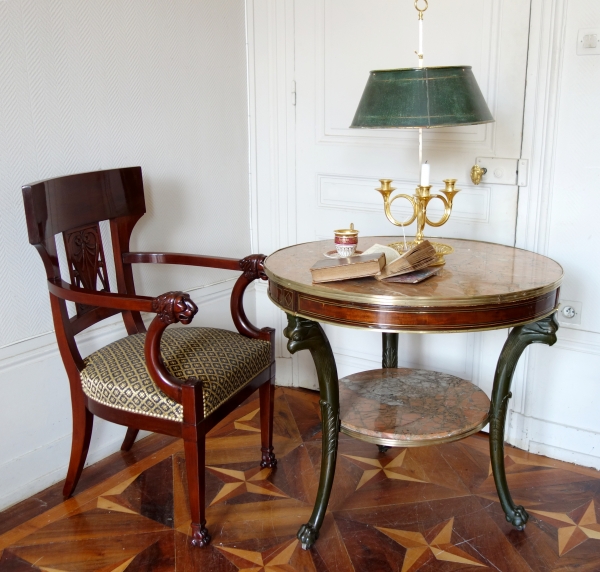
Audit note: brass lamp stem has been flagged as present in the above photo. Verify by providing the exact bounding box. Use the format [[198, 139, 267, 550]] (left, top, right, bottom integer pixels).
[[375, 178, 460, 244]]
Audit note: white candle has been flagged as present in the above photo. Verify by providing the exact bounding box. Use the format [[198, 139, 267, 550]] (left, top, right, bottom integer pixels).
[[420, 163, 430, 186]]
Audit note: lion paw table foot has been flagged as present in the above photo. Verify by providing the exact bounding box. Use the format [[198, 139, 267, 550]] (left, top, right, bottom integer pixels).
[[506, 506, 529, 530], [298, 523, 319, 550]]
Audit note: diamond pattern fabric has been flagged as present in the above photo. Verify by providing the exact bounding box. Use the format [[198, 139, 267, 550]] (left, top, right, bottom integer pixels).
[[80, 328, 271, 421]]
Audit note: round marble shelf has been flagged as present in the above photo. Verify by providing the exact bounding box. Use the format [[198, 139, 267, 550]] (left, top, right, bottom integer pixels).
[[339, 368, 490, 447]]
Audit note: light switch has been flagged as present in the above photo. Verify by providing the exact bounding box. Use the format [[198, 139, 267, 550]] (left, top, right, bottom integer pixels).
[[577, 28, 600, 55]]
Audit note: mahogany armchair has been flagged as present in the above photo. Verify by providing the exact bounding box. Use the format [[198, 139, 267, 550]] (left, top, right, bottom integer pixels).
[[22, 167, 276, 547]]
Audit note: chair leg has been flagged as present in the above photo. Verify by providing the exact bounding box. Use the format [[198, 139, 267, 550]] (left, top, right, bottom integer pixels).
[[183, 435, 211, 547], [121, 427, 139, 452], [63, 406, 94, 498], [259, 378, 277, 468]]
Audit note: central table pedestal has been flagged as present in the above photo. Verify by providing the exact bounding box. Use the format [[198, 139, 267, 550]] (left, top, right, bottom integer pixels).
[[339, 368, 490, 447]]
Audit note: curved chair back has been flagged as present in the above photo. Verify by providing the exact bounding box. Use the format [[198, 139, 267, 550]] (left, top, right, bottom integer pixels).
[[22, 167, 148, 363]]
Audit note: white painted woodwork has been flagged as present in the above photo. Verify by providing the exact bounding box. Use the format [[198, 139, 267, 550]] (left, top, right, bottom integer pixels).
[[295, 0, 530, 247], [249, 0, 600, 470], [290, 0, 532, 418]]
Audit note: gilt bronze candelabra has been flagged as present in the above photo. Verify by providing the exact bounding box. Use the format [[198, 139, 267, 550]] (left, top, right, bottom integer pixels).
[[375, 178, 460, 244]]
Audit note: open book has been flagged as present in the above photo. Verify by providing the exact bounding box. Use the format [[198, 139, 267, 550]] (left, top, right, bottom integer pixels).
[[362, 240, 439, 282]]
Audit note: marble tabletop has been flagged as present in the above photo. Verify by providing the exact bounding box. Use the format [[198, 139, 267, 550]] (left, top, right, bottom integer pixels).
[[264, 237, 563, 308]]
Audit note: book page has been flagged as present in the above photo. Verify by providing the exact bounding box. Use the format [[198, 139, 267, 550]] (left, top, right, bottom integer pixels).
[[361, 244, 401, 267]]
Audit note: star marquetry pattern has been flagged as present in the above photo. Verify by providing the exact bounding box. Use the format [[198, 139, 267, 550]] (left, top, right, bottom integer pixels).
[[530, 500, 600, 555], [217, 538, 302, 571], [207, 466, 288, 505], [342, 449, 427, 490], [487, 453, 557, 476], [235, 408, 261, 433], [377, 517, 486, 572]]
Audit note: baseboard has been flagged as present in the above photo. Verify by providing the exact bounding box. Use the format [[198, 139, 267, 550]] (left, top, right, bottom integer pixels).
[[0, 429, 150, 512], [508, 411, 600, 471]]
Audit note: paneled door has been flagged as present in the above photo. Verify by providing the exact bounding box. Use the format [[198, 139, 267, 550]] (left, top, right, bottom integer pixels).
[[291, 0, 532, 390]]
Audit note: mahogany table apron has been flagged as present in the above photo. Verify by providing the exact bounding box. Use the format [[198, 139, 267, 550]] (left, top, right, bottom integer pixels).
[[263, 237, 563, 550]]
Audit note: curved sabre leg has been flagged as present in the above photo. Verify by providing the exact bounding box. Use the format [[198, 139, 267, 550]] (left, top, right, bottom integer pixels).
[[489, 312, 559, 529], [284, 314, 339, 550]]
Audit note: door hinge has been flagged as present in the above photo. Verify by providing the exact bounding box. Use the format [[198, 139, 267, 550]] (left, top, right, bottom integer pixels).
[[517, 159, 529, 187], [291, 80, 296, 106]]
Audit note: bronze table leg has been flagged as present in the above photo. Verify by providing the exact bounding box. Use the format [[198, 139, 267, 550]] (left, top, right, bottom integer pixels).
[[378, 333, 399, 453], [489, 312, 559, 529], [382, 332, 399, 369], [284, 314, 340, 550]]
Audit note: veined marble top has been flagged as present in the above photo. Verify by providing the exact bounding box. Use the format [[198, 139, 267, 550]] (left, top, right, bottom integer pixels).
[[339, 368, 490, 446], [264, 237, 563, 308]]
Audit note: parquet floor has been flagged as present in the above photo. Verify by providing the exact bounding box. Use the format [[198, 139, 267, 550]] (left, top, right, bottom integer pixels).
[[1, 387, 600, 571]]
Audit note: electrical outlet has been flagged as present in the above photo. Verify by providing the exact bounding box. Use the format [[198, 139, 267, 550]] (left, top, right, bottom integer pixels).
[[577, 29, 600, 56], [558, 300, 582, 325]]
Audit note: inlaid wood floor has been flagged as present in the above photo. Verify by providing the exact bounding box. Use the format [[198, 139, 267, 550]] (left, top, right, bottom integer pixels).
[[2, 387, 600, 571]]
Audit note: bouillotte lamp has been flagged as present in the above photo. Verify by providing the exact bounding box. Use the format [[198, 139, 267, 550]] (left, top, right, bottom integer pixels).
[[351, 0, 494, 251]]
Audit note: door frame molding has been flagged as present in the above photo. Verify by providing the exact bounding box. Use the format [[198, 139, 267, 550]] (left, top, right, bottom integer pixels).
[[509, 0, 570, 449], [246, 0, 298, 384]]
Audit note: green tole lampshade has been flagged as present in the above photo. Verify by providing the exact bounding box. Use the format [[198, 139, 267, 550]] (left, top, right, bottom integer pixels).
[[351, 66, 494, 129]]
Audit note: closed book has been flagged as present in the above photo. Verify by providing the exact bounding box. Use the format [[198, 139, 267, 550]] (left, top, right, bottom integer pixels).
[[310, 252, 385, 283], [380, 266, 441, 283]]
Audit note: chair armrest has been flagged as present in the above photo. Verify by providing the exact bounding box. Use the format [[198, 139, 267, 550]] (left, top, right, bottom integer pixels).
[[49, 280, 199, 404], [123, 251, 241, 271], [123, 251, 274, 344], [48, 280, 155, 312], [231, 255, 274, 345], [144, 291, 200, 404]]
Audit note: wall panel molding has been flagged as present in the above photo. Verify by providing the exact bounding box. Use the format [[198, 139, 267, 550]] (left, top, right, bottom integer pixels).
[[317, 174, 491, 224]]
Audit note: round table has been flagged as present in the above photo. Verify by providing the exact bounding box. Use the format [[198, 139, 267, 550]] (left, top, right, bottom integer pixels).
[[263, 237, 563, 550]]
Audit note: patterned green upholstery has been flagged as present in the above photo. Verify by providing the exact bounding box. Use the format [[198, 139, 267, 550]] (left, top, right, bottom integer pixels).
[[80, 327, 271, 421]]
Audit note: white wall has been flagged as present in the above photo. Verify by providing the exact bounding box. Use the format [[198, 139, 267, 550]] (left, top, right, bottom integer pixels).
[[0, 0, 251, 510], [509, 0, 600, 468]]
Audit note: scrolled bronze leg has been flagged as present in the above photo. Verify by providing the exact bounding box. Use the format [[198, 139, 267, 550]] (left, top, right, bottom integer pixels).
[[284, 314, 339, 550], [489, 312, 559, 529]]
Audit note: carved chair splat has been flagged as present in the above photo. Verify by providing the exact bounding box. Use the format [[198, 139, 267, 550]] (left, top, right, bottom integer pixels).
[[22, 167, 276, 547]]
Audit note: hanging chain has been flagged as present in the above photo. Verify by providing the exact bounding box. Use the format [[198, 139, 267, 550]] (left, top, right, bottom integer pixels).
[[414, 0, 428, 20]]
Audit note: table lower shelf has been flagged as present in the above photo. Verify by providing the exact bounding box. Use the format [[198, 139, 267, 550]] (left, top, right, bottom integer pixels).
[[339, 368, 490, 447]]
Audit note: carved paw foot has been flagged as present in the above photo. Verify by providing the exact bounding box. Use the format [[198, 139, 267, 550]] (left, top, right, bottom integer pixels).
[[190, 523, 211, 547], [260, 450, 277, 469], [506, 506, 529, 530], [298, 523, 319, 550]]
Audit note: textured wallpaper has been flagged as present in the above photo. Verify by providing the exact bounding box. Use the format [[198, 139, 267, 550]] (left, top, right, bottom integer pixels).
[[0, 0, 250, 348]]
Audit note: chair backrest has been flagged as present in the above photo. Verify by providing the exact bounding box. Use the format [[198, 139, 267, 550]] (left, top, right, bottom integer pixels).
[[22, 167, 147, 361]]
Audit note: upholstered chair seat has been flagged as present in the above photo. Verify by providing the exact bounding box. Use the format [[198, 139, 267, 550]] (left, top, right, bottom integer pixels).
[[81, 327, 272, 421]]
